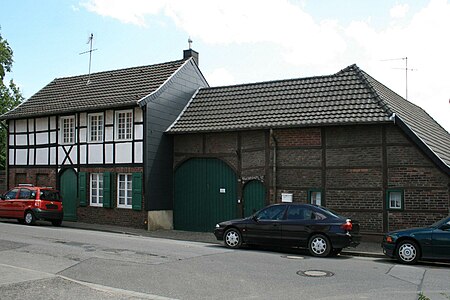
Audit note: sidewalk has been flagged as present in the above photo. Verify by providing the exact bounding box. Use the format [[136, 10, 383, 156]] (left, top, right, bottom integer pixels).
[[62, 221, 385, 258]]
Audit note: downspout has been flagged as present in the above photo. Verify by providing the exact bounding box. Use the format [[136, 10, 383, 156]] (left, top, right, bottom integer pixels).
[[270, 129, 277, 203]]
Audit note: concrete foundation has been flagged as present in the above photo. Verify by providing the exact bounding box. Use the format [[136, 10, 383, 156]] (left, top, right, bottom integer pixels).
[[147, 210, 173, 230]]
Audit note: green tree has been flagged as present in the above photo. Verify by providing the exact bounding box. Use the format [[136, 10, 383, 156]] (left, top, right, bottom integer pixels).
[[0, 29, 24, 169]]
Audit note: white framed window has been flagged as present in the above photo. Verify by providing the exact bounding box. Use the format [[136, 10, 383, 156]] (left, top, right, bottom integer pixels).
[[387, 190, 403, 210], [88, 113, 104, 142], [117, 173, 132, 208], [90, 173, 103, 207], [308, 190, 322, 206], [60, 116, 75, 144], [115, 110, 133, 141]]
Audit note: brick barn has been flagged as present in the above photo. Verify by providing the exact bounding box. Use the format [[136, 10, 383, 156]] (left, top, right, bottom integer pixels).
[[167, 64, 450, 234]]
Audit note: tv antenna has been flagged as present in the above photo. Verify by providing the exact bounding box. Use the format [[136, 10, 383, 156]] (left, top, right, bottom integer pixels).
[[381, 57, 417, 100], [79, 33, 98, 84]]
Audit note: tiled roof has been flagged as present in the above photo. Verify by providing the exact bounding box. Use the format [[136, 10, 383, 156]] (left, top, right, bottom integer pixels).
[[361, 70, 450, 168], [1, 59, 188, 119], [168, 64, 450, 170]]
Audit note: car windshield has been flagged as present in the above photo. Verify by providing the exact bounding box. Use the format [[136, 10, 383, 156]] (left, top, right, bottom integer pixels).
[[430, 216, 450, 228]]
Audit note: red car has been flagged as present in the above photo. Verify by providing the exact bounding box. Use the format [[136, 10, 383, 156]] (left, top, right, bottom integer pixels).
[[0, 184, 64, 226]]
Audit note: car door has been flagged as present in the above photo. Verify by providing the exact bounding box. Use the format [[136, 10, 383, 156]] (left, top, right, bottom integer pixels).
[[431, 219, 450, 259], [0, 189, 19, 218], [280, 205, 311, 247], [245, 205, 287, 245], [15, 188, 33, 218], [281, 205, 330, 248]]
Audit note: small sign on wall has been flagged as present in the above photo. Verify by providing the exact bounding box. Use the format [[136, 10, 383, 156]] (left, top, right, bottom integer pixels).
[[281, 193, 293, 203], [219, 188, 226, 194]]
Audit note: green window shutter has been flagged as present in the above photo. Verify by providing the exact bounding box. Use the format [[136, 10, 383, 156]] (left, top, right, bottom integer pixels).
[[132, 172, 142, 211], [78, 172, 87, 207], [103, 172, 112, 208]]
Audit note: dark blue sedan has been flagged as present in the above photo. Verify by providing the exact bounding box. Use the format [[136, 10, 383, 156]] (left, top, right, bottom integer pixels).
[[214, 203, 361, 257], [382, 216, 450, 264]]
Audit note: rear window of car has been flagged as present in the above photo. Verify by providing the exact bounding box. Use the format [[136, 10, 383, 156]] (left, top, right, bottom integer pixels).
[[316, 206, 344, 219], [40, 190, 61, 201]]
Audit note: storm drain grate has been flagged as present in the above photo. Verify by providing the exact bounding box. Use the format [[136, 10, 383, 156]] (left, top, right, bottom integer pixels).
[[297, 270, 334, 277]]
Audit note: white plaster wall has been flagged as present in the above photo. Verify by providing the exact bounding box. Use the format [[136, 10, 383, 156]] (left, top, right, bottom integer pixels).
[[15, 134, 27, 146], [134, 141, 143, 163], [115, 143, 132, 163], [15, 149, 28, 165], [80, 144, 87, 164], [134, 124, 143, 140], [36, 148, 49, 165], [15, 120, 27, 133], [36, 132, 48, 145], [36, 117, 48, 131], [105, 144, 113, 164], [88, 144, 103, 164]]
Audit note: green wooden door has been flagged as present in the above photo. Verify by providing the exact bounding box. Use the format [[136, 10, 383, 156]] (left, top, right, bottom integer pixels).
[[243, 180, 266, 217], [174, 158, 237, 232], [60, 169, 77, 221]]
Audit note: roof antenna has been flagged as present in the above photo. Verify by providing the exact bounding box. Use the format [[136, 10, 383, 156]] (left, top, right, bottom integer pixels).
[[188, 37, 193, 49], [381, 57, 417, 100], [79, 33, 98, 85]]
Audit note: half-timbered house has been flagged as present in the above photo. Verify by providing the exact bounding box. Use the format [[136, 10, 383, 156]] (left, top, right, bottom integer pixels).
[[1, 49, 208, 229]]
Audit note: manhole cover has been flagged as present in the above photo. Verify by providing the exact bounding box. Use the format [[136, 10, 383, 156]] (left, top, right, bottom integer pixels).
[[297, 270, 334, 277]]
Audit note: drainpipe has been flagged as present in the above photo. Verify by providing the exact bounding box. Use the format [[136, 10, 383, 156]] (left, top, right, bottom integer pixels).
[[270, 129, 277, 203]]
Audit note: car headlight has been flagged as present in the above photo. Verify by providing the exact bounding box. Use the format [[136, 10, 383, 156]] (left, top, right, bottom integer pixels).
[[215, 224, 220, 228]]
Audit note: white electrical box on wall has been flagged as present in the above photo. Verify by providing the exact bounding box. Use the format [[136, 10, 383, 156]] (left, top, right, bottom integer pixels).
[[281, 193, 293, 203]]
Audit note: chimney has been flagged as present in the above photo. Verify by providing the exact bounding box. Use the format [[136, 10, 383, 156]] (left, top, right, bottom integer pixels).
[[183, 49, 199, 66]]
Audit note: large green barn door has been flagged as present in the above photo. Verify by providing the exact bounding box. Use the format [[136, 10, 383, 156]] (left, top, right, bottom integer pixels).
[[243, 180, 266, 217], [60, 168, 77, 221], [174, 158, 237, 232]]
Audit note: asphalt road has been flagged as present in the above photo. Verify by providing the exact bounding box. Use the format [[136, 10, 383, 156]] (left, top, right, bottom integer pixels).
[[0, 221, 449, 300]]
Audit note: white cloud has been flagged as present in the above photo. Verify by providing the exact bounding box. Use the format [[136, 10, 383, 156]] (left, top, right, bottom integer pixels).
[[81, 0, 450, 131], [207, 68, 235, 87], [80, 0, 165, 27], [390, 4, 410, 18]]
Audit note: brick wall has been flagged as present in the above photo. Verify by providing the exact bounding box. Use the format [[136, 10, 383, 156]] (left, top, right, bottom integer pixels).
[[8, 168, 57, 189], [173, 124, 450, 234], [77, 166, 146, 229], [0, 170, 6, 194]]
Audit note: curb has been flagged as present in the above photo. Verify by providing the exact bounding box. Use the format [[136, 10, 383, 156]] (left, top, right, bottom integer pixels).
[[62, 222, 386, 259]]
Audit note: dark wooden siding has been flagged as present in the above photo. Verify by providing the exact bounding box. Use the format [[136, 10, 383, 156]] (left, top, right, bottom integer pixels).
[[144, 61, 208, 211]]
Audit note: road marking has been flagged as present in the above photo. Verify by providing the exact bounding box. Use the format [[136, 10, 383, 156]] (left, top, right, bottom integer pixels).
[[58, 275, 179, 300], [0, 263, 177, 300]]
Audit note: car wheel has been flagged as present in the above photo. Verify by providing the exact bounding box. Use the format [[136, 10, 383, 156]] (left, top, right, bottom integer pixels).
[[24, 211, 36, 225], [396, 240, 420, 264], [309, 234, 331, 257], [224, 228, 242, 249], [51, 219, 63, 227]]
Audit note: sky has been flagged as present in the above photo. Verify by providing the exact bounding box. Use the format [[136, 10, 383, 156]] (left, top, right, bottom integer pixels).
[[1, 0, 449, 132]]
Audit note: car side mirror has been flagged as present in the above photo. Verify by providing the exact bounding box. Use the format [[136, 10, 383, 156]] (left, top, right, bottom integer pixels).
[[0, 195, 4, 200], [252, 215, 259, 222]]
